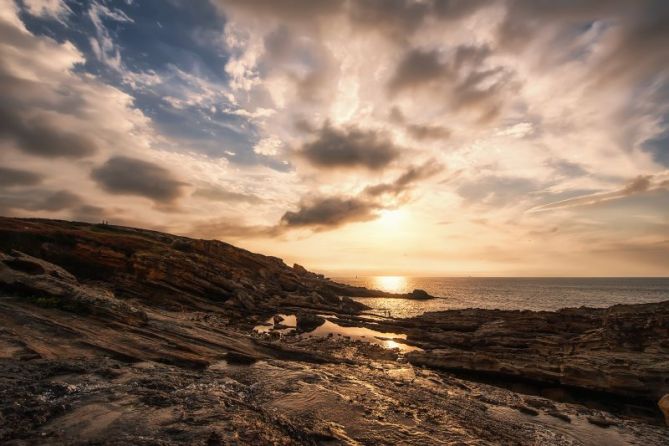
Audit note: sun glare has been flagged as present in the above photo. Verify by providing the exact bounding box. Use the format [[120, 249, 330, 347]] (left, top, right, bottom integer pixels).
[[373, 275, 407, 293], [376, 209, 405, 229]]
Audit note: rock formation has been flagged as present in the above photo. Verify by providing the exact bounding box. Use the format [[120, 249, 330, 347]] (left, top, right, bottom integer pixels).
[[387, 303, 669, 402], [0, 217, 667, 444]]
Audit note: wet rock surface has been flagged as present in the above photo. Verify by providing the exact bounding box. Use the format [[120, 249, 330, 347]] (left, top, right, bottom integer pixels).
[[385, 302, 669, 403], [0, 217, 668, 445]]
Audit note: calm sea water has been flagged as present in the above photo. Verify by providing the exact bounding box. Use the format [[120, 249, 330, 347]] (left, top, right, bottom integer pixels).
[[336, 276, 669, 318]]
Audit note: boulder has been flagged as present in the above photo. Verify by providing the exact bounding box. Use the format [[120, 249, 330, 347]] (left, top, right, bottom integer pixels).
[[296, 312, 325, 332]]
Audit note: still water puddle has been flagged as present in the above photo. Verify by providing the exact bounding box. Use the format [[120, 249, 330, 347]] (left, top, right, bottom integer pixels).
[[254, 314, 296, 334], [254, 314, 421, 353]]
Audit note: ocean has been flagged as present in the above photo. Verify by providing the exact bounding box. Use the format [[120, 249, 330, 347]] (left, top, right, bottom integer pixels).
[[336, 276, 669, 318]]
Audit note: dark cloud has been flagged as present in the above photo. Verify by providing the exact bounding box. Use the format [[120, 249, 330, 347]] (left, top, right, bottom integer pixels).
[[0, 166, 43, 187], [193, 186, 264, 204], [407, 124, 451, 140], [621, 175, 653, 194], [0, 107, 97, 158], [35, 190, 82, 212], [261, 26, 336, 103], [70, 205, 108, 223], [280, 162, 442, 230], [387, 45, 513, 122], [498, 0, 669, 87], [387, 49, 448, 94], [364, 161, 443, 197], [389, 108, 451, 140], [217, 0, 487, 38], [0, 189, 82, 214], [214, 0, 345, 22], [602, 2, 669, 84], [280, 196, 378, 229], [498, 1, 629, 51], [188, 219, 278, 239], [0, 18, 100, 160], [349, 0, 430, 39], [432, 0, 490, 20], [299, 124, 401, 170], [91, 156, 186, 203]]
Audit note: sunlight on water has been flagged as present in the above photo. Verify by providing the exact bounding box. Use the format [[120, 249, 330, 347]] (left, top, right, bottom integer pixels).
[[338, 277, 669, 318], [254, 315, 422, 352], [383, 339, 403, 350], [373, 276, 408, 294]]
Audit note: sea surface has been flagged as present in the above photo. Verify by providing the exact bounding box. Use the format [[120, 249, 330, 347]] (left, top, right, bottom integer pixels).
[[336, 276, 669, 318]]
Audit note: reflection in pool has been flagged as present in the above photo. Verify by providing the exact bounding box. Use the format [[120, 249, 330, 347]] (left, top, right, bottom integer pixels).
[[253, 314, 296, 334], [254, 314, 421, 353]]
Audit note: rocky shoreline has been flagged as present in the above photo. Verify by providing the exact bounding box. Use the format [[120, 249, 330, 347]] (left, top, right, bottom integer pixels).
[[1, 217, 668, 445]]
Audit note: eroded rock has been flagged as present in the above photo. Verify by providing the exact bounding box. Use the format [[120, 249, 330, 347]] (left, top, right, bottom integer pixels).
[[659, 394, 669, 426]]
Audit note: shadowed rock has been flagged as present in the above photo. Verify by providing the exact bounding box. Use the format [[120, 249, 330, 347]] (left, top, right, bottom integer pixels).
[[397, 302, 669, 402], [296, 312, 325, 332]]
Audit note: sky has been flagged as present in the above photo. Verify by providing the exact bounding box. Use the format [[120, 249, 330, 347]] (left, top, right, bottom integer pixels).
[[0, 0, 668, 276]]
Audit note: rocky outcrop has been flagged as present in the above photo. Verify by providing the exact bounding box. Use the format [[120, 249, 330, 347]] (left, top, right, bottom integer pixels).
[[0, 217, 376, 315], [0, 250, 147, 325], [396, 302, 669, 402]]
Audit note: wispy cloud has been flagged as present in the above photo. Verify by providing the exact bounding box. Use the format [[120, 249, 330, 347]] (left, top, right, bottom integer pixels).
[[530, 173, 669, 212]]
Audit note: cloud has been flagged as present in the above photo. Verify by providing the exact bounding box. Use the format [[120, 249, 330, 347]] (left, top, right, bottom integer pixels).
[[70, 204, 107, 223], [192, 186, 264, 204], [87, 1, 133, 71], [213, 0, 345, 22], [298, 124, 402, 170], [280, 196, 378, 229], [0, 188, 82, 213], [387, 45, 514, 122], [364, 161, 443, 197], [387, 49, 447, 94], [456, 176, 542, 209], [531, 174, 669, 212], [215, 0, 487, 37], [253, 136, 283, 156], [280, 162, 442, 230], [22, 0, 71, 21], [591, 239, 669, 267], [188, 218, 279, 239], [349, 0, 430, 39], [389, 108, 450, 140], [406, 123, 451, 140], [0, 107, 98, 158], [91, 156, 186, 203], [547, 158, 589, 178], [0, 166, 43, 187]]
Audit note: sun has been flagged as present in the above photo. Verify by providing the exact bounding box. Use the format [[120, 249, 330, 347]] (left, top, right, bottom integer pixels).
[[376, 209, 405, 229]]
